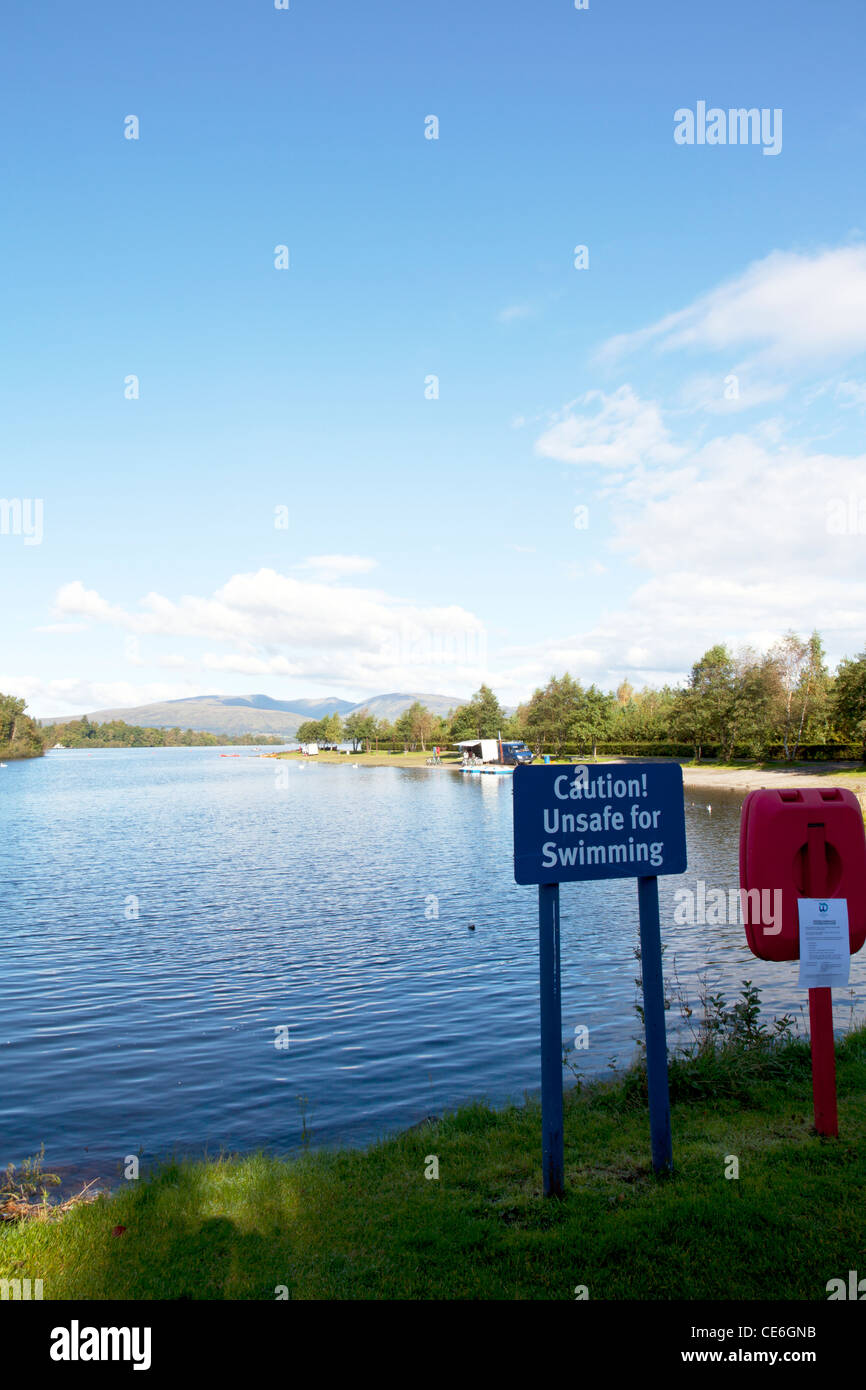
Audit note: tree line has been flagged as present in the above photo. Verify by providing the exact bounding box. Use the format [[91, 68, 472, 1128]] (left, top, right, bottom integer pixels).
[[38, 718, 285, 748], [298, 631, 866, 762], [295, 687, 512, 752]]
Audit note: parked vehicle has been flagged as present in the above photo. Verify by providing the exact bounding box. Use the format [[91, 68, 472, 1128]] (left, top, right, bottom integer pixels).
[[500, 740, 533, 765]]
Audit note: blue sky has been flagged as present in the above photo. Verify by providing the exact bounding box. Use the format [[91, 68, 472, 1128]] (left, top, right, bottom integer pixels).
[[2, 0, 866, 717]]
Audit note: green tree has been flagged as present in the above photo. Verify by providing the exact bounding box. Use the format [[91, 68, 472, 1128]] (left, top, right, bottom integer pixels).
[[767, 631, 831, 760], [0, 693, 45, 759], [428, 713, 450, 747], [321, 713, 343, 746], [733, 650, 778, 759], [449, 685, 506, 741], [522, 673, 583, 758], [405, 701, 435, 750], [343, 709, 377, 751], [571, 684, 617, 759], [833, 648, 866, 759], [674, 645, 776, 761], [374, 719, 393, 750], [614, 685, 679, 742], [393, 708, 412, 748], [674, 646, 738, 761], [393, 702, 434, 750], [296, 719, 323, 745]]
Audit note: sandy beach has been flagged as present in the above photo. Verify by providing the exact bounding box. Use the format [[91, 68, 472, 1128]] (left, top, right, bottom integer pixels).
[[681, 762, 866, 799]]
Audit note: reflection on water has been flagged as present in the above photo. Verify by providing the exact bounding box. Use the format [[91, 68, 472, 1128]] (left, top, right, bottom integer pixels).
[[0, 750, 862, 1178]]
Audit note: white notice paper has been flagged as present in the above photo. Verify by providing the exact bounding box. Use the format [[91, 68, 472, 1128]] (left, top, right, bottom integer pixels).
[[798, 899, 850, 988]]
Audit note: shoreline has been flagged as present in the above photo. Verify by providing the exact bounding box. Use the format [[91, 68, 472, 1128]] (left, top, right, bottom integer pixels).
[[269, 749, 866, 800]]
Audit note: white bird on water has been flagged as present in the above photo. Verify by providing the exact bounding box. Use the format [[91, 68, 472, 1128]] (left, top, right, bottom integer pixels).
[[707, 804, 712, 813]]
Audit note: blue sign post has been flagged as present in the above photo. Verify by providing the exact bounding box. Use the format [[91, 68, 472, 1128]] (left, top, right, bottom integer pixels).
[[513, 762, 687, 1194], [538, 882, 564, 1197]]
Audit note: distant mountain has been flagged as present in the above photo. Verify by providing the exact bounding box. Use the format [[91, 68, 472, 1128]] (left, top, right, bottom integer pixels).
[[42, 697, 310, 739], [346, 692, 465, 721], [216, 693, 355, 719], [40, 690, 468, 737]]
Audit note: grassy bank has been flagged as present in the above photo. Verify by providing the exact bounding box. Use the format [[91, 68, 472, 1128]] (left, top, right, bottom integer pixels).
[[271, 748, 461, 767], [3, 1024, 865, 1300]]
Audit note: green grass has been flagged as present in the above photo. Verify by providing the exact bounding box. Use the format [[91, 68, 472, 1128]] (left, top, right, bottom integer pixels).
[[4, 1027, 866, 1300], [683, 759, 866, 775], [273, 749, 459, 767]]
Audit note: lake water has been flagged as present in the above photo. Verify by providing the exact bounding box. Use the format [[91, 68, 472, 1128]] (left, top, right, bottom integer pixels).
[[1, 749, 864, 1183]]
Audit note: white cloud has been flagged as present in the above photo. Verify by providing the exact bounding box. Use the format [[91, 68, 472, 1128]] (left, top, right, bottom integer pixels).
[[519, 417, 866, 694], [534, 385, 684, 470], [600, 246, 866, 370], [33, 622, 88, 634], [295, 554, 378, 581], [678, 373, 789, 414], [2, 677, 204, 719], [497, 303, 534, 323], [55, 582, 127, 624], [201, 652, 302, 677], [611, 433, 866, 583], [52, 568, 489, 697], [836, 379, 866, 409], [124, 636, 144, 667], [521, 244, 866, 692]]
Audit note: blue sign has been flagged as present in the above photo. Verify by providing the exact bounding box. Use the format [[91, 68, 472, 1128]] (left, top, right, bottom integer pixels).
[[513, 761, 687, 885]]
